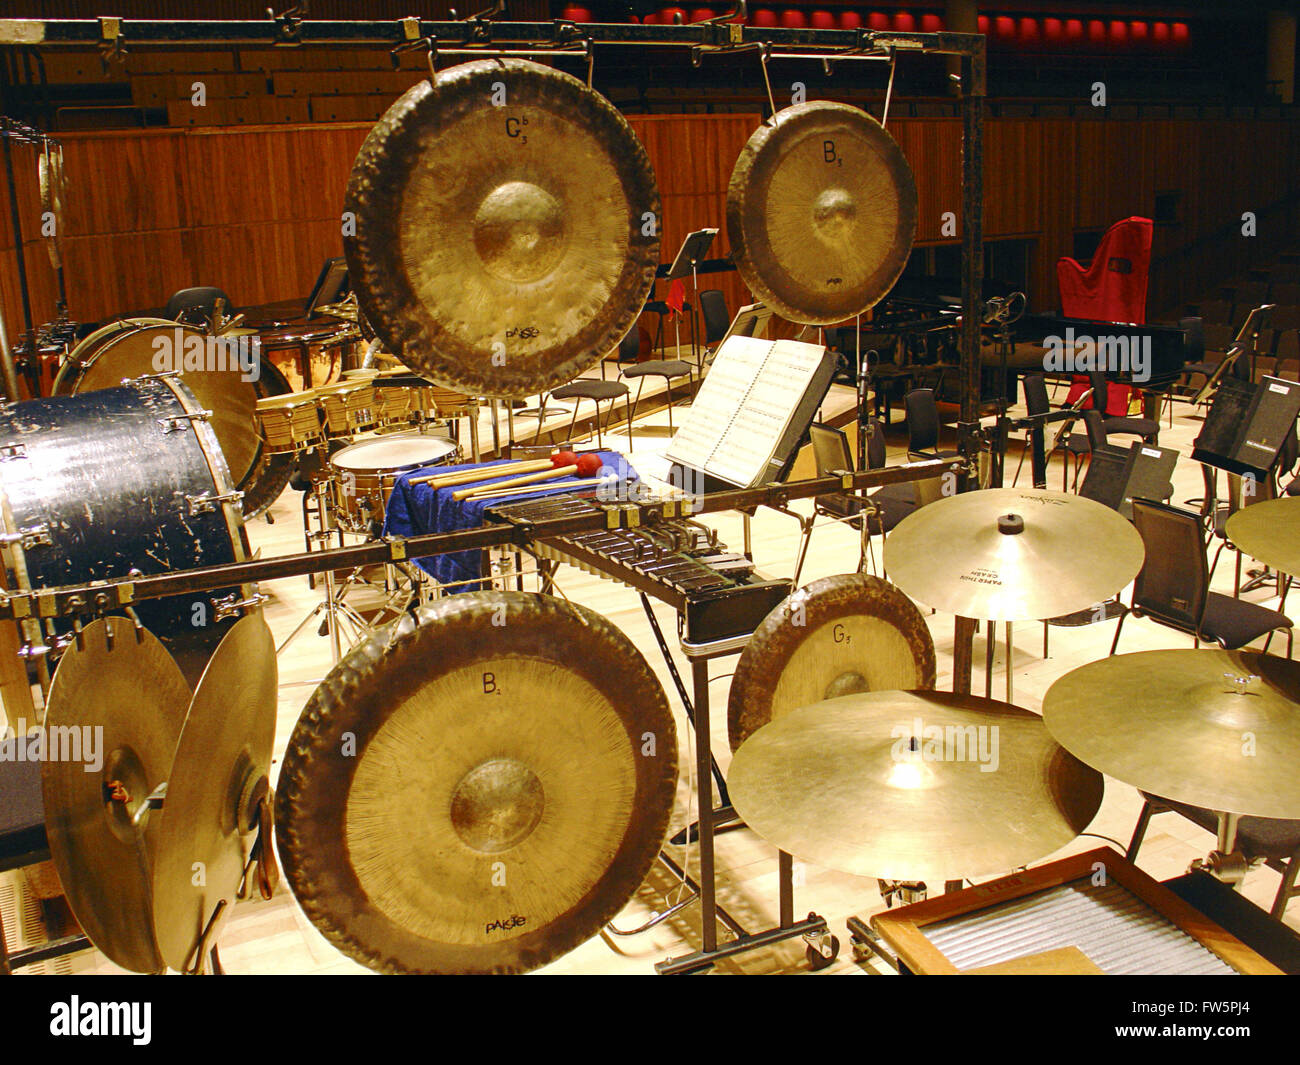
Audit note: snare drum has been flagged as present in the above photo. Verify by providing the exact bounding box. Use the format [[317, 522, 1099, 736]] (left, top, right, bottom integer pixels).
[[256, 389, 323, 453], [317, 380, 377, 437], [330, 432, 459, 532]]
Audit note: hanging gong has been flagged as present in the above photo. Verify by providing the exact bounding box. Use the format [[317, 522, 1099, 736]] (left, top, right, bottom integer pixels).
[[727, 573, 935, 751], [275, 591, 678, 974], [38, 142, 66, 272], [344, 59, 661, 398], [726, 102, 917, 325], [40, 618, 192, 973]]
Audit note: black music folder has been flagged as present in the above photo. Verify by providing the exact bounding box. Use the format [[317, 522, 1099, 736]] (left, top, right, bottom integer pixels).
[[665, 229, 718, 281], [1080, 441, 1179, 519], [1193, 374, 1300, 478]]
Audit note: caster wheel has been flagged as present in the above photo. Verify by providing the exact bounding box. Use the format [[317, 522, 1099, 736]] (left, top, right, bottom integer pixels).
[[806, 935, 840, 971]]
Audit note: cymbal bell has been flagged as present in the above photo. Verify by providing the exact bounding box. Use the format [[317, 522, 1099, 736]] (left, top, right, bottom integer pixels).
[[40, 618, 191, 973], [726, 102, 917, 325], [1043, 649, 1300, 820], [152, 614, 278, 972], [727, 690, 1102, 883], [885, 488, 1146, 621]]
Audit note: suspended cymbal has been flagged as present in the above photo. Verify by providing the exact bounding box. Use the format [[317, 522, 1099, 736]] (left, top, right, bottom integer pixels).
[[1225, 497, 1300, 579], [726, 101, 917, 326], [728, 690, 1102, 883], [885, 488, 1145, 622], [275, 591, 678, 974], [344, 60, 661, 398], [40, 618, 191, 973], [1044, 649, 1300, 820], [38, 142, 66, 271], [728, 573, 935, 751], [152, 614, 278, 972]]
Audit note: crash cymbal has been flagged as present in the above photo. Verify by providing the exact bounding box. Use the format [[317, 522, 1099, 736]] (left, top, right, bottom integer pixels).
[[40, 618, 191, 973], [152, 614, 277, 972], [1043, 649, 1300, 820], [885, 488, 1145, 622], [1225, 497, 1300, 579], [726, 102, 917, 326], [275, 591, 678, 974], [344, 59, 660, 398], [728, 573, 935, 751], [728, 690, 1102, 883]]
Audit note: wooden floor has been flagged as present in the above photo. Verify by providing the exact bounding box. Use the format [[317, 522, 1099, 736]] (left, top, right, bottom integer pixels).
[[8, 365, 1299, 976]]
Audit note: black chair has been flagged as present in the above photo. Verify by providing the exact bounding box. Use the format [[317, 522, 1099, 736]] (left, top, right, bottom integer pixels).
[[1010, 373, 1051, 486], [620, 359, 693, 432], [541, 379, 632, 450], [1177, 316, 1215, 395], [165, 286, 234, 323], [1110, 499, 1293, 656], [1088, 371, 1159, 444], [903, 388, 959, 460], [698, 289, 730, 366], [1128, 800, 1300, 919]]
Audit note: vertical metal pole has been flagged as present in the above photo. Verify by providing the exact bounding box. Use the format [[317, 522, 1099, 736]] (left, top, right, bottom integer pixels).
[[1, 134, 34, 344], [692, 657, 717, 953], [778, 850, 794, 928]]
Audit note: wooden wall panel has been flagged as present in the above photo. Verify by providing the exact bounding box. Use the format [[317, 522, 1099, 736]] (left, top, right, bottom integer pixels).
[[1, 112, 1298, 348]]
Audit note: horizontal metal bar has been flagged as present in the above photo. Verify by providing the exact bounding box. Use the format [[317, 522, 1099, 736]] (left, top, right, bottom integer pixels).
[[0, 18, 982, 57], [655, 913, 828, 975], [0, 459, 963, 620]]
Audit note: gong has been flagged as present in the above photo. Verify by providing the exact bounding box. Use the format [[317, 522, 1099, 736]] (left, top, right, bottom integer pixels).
[[343, 59, 661, 398], [726, 102, 917, 325], [727, 573, 935, 751], [275, 591, 678, 974]]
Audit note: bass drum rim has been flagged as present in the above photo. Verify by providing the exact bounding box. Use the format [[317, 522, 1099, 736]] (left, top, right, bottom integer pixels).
[[275, 591, 679, 975]]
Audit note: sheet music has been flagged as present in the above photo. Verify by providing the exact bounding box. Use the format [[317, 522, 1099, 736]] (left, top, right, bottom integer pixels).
[[666, 335, 829, 487]]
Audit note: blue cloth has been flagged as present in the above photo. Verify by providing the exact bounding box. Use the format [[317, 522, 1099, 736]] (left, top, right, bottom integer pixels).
[[383, 451, 639, 591]]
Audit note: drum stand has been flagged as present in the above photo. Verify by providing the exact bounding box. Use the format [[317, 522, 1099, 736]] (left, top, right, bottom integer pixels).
[[277, 474, 370, 663]]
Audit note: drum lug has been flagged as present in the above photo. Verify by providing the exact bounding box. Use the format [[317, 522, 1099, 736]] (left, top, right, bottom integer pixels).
[[0, 442, 28, 459], [158, 410, 213, 433], [211, 591, 269, 621], [185, 490, 244, 516], [0, 524, 51, 550]]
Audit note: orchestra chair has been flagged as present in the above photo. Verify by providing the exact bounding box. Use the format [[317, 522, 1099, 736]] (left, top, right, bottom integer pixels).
[[698, 289, 731, 366], [1111, 499, 1293, 657], [620, 358, 693, 433], [540, 378, 632, 450], [1042, 389, 1097, 491], [791, 421, 914, 584], [1009, 373, 1052, 486], [1127, 801, 1300, 920], [904, 388, 959, 507], [1087, 371, 1159, 444], [165, 285, 235, 323]]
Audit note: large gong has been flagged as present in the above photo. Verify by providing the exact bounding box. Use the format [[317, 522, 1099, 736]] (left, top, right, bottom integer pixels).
[[275, 592, 678, 974], [343, 59, 661, 397], [727, 573, 935, 751], [726, 102, 917, 325]]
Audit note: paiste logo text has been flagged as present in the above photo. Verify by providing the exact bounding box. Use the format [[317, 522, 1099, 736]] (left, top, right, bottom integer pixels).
[[151, 327, 261, 383]]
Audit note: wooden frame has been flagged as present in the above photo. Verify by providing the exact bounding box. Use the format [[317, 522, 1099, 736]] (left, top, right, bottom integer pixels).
[[871, 846, 1282, 975]]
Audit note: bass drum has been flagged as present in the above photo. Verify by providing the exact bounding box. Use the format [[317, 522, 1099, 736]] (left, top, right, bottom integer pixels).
[[0, 375, 253, 687], [276, 592, 678, 974], [52, 317, 293, 519]]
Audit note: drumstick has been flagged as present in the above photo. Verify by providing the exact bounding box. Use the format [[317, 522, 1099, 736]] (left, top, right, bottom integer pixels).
[[468, 478, 614, 501], [453, 464, 576, 501], [411, 458, 550, 489]]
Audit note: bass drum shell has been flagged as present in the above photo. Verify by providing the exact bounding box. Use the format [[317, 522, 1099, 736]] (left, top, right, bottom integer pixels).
[[0, 376, 251, 686], [53, 317, 292, 519]]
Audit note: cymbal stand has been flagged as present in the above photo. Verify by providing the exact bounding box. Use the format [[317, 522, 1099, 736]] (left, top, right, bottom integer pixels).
[[276, 457, 369, 663]]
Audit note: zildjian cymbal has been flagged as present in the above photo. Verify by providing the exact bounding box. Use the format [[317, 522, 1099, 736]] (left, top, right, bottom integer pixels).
[[344, 59, 661, 398], [726, 101, 917, 325], [1044, 649, 1300, 820], [275, 591, 678, 974], [885, 488, 1146, 622], [40, 617, 191, 973], [152, 613, 278, 973], [727, 573, 935, 751], [728, 690, 1103, 883]]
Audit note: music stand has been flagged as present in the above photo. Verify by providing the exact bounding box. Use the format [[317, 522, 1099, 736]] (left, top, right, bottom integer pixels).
[[1191, 304, 1273, 406], [665, 228, 717, 364], [304, 257, 349, 318]]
